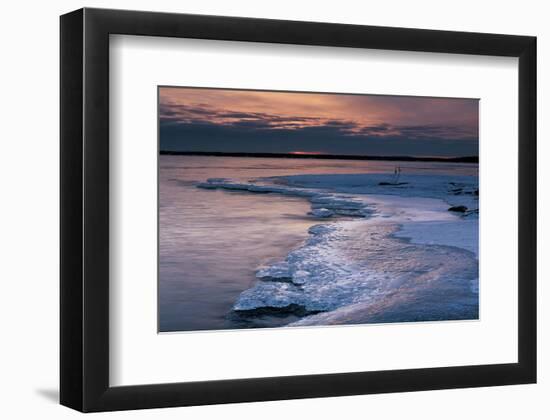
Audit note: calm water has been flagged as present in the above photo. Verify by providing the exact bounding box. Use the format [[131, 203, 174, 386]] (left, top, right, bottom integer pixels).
[[159, 155, 478, 332]]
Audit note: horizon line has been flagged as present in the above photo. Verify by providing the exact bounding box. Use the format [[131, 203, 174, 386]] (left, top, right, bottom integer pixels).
[[159, 150, 479, 163]]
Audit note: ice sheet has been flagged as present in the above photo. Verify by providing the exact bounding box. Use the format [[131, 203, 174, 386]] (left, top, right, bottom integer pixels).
[[196, 172, 479, 324]]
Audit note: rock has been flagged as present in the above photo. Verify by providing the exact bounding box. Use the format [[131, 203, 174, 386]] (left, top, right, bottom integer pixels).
[[378, 182, 409, 186], [448, 205, 468, 213]]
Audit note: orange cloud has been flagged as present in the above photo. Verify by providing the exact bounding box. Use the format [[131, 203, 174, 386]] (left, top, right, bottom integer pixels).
[[159, 87, 478, 140]]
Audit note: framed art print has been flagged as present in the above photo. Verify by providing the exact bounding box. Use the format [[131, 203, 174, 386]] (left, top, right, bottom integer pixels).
[[60, 8, 536, 412]]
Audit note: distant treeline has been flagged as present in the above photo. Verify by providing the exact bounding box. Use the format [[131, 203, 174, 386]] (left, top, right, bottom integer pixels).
[[159, 150, 479, 164]]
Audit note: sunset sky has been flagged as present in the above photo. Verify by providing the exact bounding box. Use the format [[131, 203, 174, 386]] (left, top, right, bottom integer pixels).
[[159, 87, 479, 157]]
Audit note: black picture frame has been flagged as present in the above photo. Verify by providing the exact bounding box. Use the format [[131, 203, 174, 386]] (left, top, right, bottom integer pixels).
[[60, 7, 537, 412]]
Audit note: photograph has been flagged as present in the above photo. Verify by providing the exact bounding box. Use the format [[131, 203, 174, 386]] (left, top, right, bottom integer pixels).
[[158, 87, 480, 332]]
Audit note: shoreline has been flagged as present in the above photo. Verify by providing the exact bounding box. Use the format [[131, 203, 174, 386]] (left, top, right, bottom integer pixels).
[[197, 173, 479, 325]]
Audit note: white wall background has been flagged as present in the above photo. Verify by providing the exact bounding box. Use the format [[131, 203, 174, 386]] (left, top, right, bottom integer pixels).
[[0, 0, 547, 418]]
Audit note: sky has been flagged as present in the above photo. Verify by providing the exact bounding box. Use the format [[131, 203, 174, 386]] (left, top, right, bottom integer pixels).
[[159, 87, 479, 158]]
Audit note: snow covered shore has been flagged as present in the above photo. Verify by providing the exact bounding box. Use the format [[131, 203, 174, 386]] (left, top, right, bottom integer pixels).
[[197, 172, 479, 325]]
